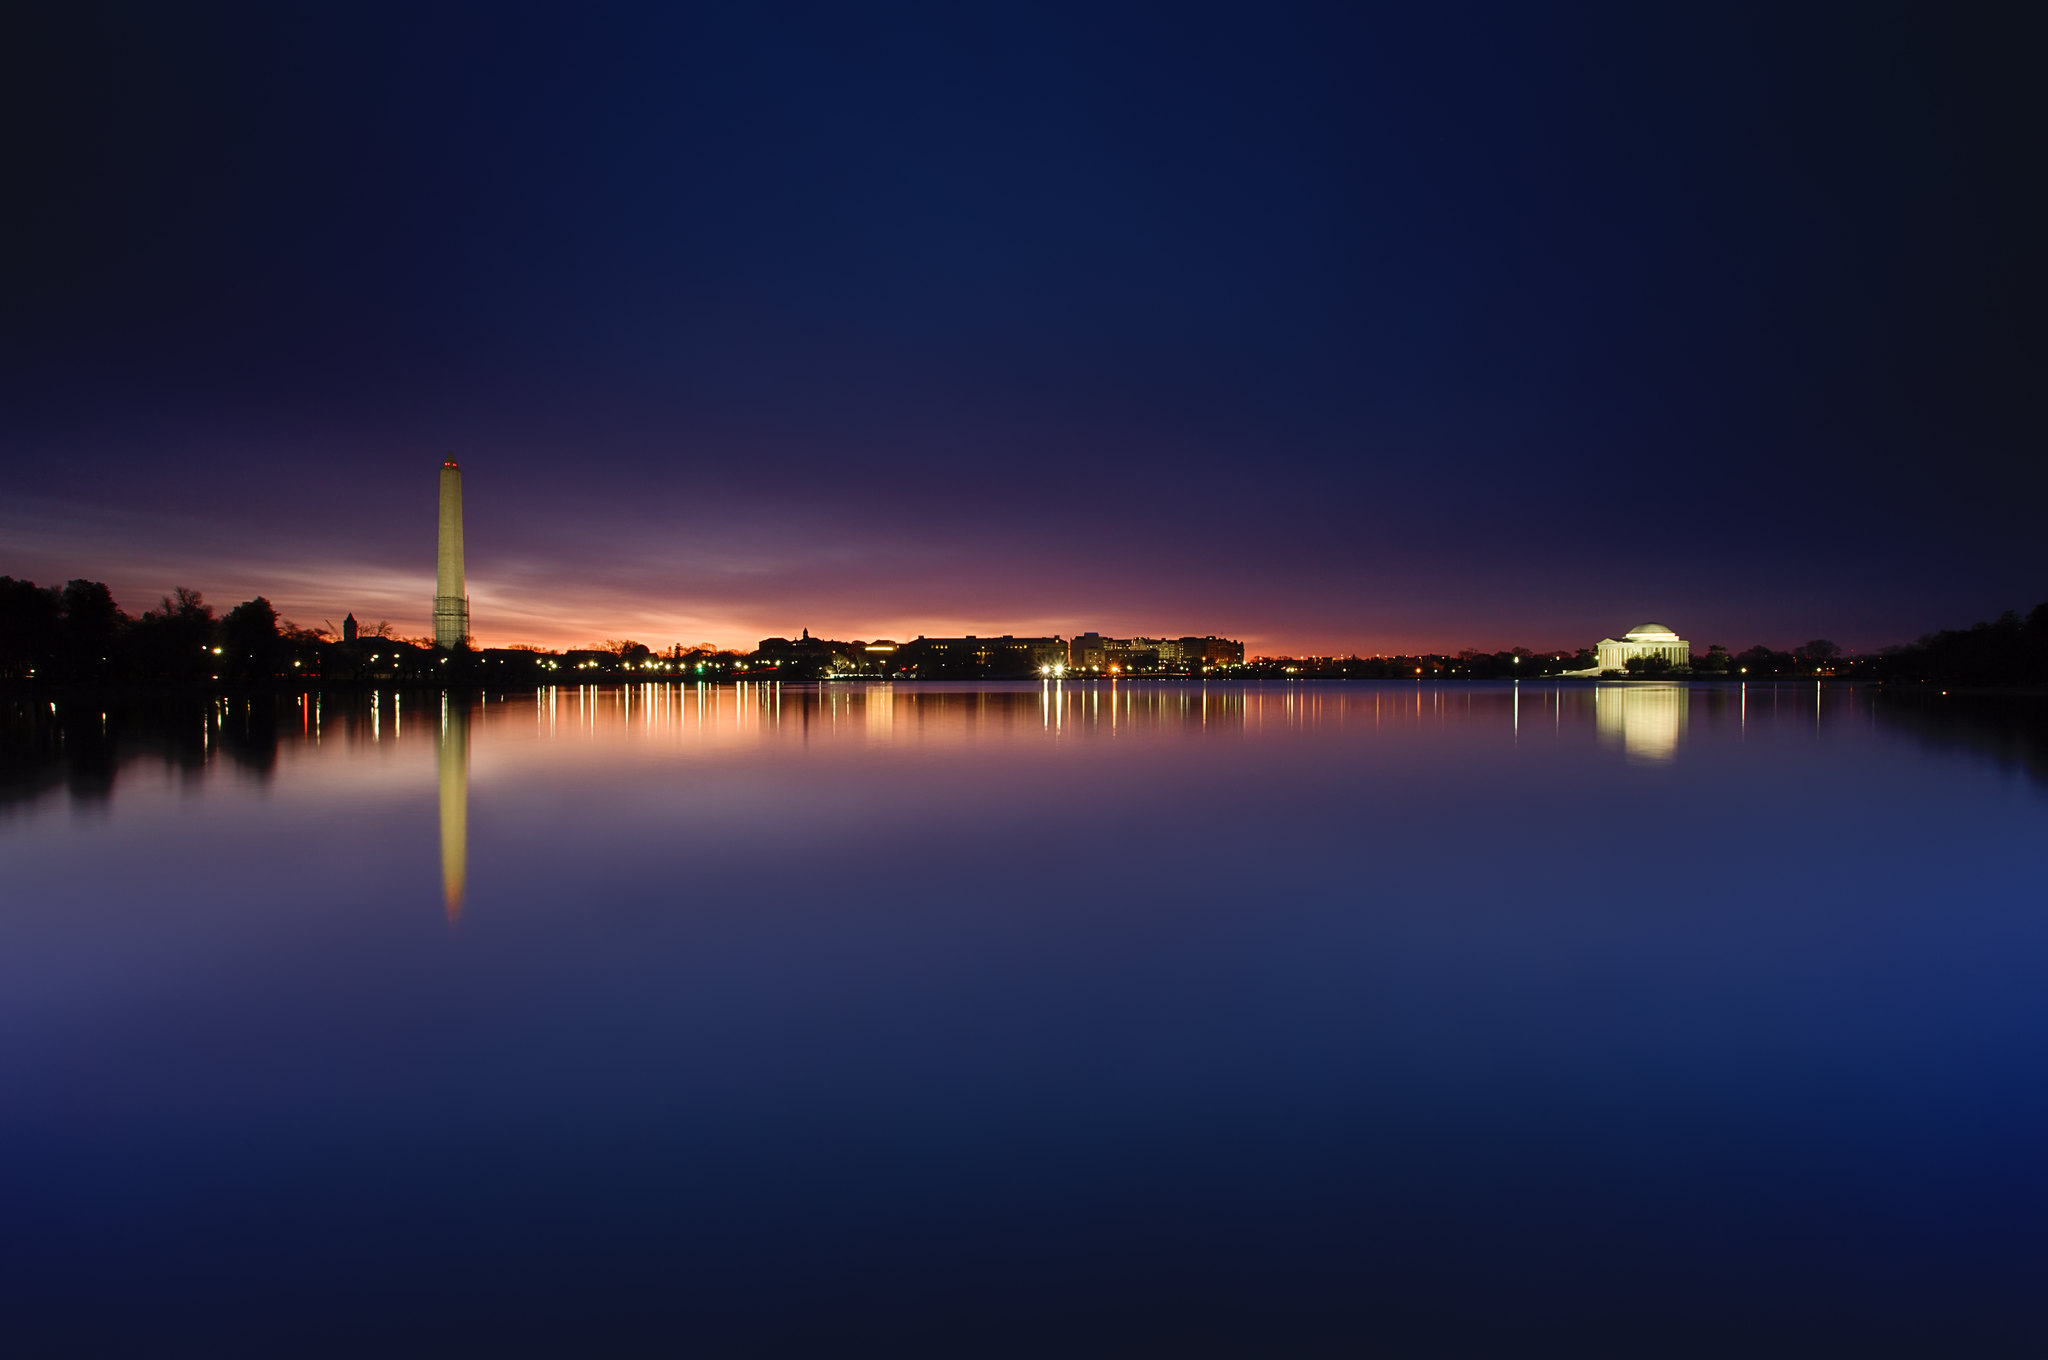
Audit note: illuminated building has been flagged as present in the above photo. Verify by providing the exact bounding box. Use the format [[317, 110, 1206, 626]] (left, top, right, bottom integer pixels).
[[755, 628, 855, 672], [1070, 633, 1245, 673], [1595, 623, 1690, 672], [897, 635, 1069, 676], [747, 630, 904, 676], [1180, 636, 1246, 668], [433, 458, 469, 649]]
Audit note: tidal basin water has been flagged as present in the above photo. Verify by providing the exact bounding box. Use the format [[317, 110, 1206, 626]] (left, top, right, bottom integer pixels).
[[3, 681, 2044, 1355]]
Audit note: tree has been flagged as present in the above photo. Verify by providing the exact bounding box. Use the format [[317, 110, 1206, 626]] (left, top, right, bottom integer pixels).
[[222, 597, 282, 679], [48, 580, 125, 680], [0, 576, 61, 678], [169, 587, 210, 621], [223, 597, 279, 645], [1798, 639, 1840, 663], [1624, 654, 1674, 676], [61, 579, 123, 642], [127, 587, 216, 681], [1735, 645, 1791, 676]]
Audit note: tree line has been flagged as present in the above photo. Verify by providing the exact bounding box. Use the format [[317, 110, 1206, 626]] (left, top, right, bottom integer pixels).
[[1867, 602, 2048, 686], [0, 578, 309, 684]]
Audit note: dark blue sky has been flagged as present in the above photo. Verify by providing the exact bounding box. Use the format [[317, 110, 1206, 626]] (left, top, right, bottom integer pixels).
[[4, 2, 2041, 652]]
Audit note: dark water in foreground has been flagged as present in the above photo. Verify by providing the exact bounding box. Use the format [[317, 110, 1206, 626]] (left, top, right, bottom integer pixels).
[[3, 681, 2044, 1356]]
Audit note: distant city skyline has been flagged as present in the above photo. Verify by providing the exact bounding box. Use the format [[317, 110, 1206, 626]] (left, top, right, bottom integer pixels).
[[0, 457, 1960, 660], [0, 518, 1990, 661], [5, 6, 2041, 657]]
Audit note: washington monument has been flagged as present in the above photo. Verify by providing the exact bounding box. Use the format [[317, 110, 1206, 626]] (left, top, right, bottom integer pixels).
[[434, 457, 469, 649]]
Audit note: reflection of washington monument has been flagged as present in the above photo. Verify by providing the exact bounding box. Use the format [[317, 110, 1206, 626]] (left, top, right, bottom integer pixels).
[[1595, 684, 1688, 762], [439, 695, 469, 922]]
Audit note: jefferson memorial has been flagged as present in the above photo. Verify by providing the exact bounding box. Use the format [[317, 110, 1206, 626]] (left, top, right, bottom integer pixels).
[[1595, 623, 1691, 672]]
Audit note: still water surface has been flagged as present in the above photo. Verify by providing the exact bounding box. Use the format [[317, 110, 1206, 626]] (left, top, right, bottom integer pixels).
[[3, 681, 2044, 1355]]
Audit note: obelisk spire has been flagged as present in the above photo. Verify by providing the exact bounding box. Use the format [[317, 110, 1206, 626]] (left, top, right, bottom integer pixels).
[[433, 457, 468, 649]]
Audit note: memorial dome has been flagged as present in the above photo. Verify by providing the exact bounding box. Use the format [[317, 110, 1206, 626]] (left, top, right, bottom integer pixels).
[[1623, 624, 1680, 642]]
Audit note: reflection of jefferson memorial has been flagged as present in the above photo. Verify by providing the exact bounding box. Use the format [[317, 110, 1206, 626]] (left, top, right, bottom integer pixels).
[[1595, 685, 1688, 761], [1596, 623, 1691, 672]]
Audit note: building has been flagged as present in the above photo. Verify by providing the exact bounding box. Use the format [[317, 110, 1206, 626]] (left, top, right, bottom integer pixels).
[[753, 629, 862, 675], [1069, 633, 1246, 673], [1070, 634, 1161, 671], [1180, 635, 1246, 669], [433, 457, 469, 649], [895, 635, 1069, 676], [1595, 623, 1691, 672]]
